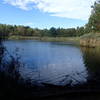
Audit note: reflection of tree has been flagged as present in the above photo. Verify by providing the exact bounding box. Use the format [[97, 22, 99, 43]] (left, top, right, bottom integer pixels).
[[0, 38, 23, 81], [81, 47, 100, 81], [0, 42, 4, 64]]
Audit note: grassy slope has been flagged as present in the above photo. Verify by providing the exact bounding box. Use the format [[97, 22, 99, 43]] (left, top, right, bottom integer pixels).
[[80, 33, 100, 47], [81, 33, 100, 39]]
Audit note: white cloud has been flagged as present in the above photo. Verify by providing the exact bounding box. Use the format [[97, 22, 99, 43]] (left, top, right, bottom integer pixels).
[[3, 0, 36, 10], [3, 0, 96, 20]]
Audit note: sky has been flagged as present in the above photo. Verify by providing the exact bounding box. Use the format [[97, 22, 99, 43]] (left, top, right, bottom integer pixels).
[[0, 0, 96, 29]]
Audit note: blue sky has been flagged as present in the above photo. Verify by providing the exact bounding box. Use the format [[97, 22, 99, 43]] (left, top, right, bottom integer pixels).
[[0, 0, 95, 29]]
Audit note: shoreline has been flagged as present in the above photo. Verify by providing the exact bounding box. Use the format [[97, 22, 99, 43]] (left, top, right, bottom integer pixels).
[[5, 36, 80, 45], [2, 33, 100, 48]]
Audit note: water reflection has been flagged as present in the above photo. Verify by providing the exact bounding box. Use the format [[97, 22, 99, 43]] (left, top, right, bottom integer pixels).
[[81, 47, 100, 82], [3, 40, 88, 86]]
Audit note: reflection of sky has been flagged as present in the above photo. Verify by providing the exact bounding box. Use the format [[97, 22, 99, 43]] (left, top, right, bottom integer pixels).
[[3, 40, 88, 86]]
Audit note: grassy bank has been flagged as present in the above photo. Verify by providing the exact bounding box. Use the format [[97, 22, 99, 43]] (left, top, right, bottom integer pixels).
[[80, 33, 100, 47], [5, 34, 100, 47], [7, 35, 80, 44]]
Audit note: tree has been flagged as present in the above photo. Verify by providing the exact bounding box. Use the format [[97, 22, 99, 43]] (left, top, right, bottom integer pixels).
[[87, 0, 100, 32], [76, 27, 85, 36], [49, 27, 57, 37]]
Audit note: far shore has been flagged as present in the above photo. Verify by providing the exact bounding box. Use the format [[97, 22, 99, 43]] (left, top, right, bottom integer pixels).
[[2, 33, 100, 48], [5, 35, 80, 44]]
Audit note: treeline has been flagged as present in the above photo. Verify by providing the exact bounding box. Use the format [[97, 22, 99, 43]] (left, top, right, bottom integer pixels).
[[86, 0, 100, 32], [0, 24, 87, 38], [0, 1, 100, 38]]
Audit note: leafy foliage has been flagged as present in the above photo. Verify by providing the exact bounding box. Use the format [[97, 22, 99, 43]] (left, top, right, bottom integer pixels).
[[87, 0, 100, 32]]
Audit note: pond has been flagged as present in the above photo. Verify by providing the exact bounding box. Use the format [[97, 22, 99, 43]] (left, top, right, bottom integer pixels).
[[3, 40, 100, 86]]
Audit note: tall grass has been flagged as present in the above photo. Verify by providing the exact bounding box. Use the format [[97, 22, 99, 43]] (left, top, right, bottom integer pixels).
[[0, 42, 35, 99]]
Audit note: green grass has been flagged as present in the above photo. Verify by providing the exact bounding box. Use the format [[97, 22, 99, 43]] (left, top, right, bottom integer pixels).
[[80, 33, 100, 47], [8, 36, 40, 40], [7, 35, 80, 44], [81, 33, 100, 39]]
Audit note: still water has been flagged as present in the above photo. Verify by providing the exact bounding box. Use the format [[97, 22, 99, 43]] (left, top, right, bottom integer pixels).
[[3, 40, 100, 86]]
